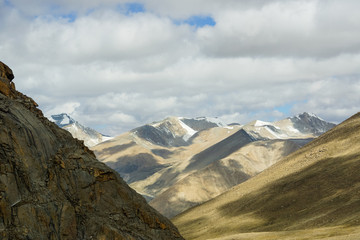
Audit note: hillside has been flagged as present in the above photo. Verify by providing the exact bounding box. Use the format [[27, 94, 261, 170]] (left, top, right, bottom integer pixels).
[[173, 112, 360, 240], [93, 114, 334, 217], [0, 61, 183, 239], [150, 139, 303, 218]]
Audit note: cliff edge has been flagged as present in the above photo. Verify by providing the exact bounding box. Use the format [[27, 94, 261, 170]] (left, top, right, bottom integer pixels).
[[0, 61, 183, 240]]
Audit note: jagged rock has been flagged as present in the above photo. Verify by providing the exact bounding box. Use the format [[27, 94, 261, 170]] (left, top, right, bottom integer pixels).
[[0, 61, 14, 81], [0, 62, 183, 240], [0, 62, 16, 98]]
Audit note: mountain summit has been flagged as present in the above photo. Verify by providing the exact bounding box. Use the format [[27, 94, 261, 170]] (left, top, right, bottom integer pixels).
[[0, 62, 183, 239], [289, 112, 335, 135], [49, 113, 76, 127], [243, 112, 335, 140], [49, 113, 112, 147], [132, 116, 226, 147]]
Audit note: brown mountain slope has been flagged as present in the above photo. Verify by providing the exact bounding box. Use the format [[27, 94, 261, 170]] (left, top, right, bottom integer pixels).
[[150, 139, 303, 218], [173, 112, 360, 240], [92, 125, 243, 199], [94, 115, 324, 218], [0, 62, 183, 240]]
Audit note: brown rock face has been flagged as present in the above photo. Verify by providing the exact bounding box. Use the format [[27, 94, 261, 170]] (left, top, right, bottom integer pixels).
[[0, 62, 183, 240], [0, 61, 16, 97], [0, 61, 14, 81]]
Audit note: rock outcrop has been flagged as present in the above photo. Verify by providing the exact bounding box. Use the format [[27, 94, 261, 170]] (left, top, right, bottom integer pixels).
[[0, 61, 16, 97], [0, 62, 183, 240]]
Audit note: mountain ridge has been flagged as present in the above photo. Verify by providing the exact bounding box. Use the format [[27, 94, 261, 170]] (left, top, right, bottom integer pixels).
[[93, 112, 335, 218], [49, 113, 112, 147], [173, 112, 360, 240]]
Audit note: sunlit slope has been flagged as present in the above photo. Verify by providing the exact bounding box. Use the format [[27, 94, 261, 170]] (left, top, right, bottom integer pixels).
[[173, 112, 360, 240], [150, 139, 302, 218]]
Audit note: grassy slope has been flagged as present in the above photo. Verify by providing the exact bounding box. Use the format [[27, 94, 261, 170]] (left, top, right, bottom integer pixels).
[[173, 113, 360, 240]]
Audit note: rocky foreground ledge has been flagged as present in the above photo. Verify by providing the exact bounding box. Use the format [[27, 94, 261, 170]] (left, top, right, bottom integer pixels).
[[0, 61, 184, 240]]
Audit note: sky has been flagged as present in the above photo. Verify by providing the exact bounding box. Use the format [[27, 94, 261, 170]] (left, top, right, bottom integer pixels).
[[1, 0, 360, 135]]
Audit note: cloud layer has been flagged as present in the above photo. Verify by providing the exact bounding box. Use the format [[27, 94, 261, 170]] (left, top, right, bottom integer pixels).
[[1, 0, 359, 135]]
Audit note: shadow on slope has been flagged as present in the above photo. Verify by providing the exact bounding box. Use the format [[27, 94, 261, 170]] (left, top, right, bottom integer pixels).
[[106, 153, 168, 183], [218, 153, 360, 232], [173, 113, 360, 240], [185, 129, 254, 172], [93, 142, 136, 156]]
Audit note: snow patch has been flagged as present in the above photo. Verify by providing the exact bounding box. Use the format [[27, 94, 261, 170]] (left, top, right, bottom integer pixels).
[[178, 119, 197, 141], [308, 112, 325, 121], [60, 116, 70, 125], [102, 136, 114, 142], [254, 120, 272, 127], [193, 117, 226, 127], [286, 125, 300, 133], [264, 126, 285, 139]]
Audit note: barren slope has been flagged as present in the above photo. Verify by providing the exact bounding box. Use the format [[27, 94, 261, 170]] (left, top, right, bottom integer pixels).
[[150, 139, 306, 218], [93, 125, 242, 198], [93, 113, 334, 218], [173, 112, 360, 240]]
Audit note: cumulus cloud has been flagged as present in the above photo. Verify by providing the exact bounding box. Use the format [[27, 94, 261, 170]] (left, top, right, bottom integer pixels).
[[1, 0, 359, 135], [198, 1, 360, 58], [45, 102, 81, 117]]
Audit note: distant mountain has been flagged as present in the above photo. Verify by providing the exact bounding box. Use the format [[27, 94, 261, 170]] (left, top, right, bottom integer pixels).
[[49, 113, 112, 147], [173, 112, 360, 240], [243, 112, 336, 140], [92, 113, 336, 218], [132, 116, 226, 147], [289, 112, 336, 135], [49, 113, 76, 127]]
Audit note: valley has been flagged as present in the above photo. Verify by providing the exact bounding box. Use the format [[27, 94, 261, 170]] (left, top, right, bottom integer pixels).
[[2, 60, 359, 240], [90, 113, 335, 218]]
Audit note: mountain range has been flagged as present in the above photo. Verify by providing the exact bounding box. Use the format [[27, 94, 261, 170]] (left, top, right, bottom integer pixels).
[[92, 113, 336, 218], [49, 113, 112, 147], [173, 112, 360, 240], [3, 60, 358, 239]]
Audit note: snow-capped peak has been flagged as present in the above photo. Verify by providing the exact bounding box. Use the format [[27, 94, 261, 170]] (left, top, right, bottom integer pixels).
[[49, 113, 76, 127], [293, 112, 324, 121], [242, 112, 336, 140], [48, 113, 112, 147]]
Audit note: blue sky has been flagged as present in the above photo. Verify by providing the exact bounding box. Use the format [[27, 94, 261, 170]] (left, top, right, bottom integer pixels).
[[123, 2, 216, 28], [176, 15, 216, 28], [1, 0, 360, 135], [125, 3, 145, 14]]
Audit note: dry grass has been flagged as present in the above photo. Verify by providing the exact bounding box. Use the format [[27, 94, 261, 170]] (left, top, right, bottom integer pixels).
[[208, 226, 360, 240], [173, 113, 360, 240]]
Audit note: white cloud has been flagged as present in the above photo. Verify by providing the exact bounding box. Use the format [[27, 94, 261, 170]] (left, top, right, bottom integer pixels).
[[198, 1, 360, 58], [109, 112, 137, 124], [45, 102, 81, 117], [1, 0, 359, 135]]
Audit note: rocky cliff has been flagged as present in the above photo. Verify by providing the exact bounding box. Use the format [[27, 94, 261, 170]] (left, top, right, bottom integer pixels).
[[0, 61, 183, 240]]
